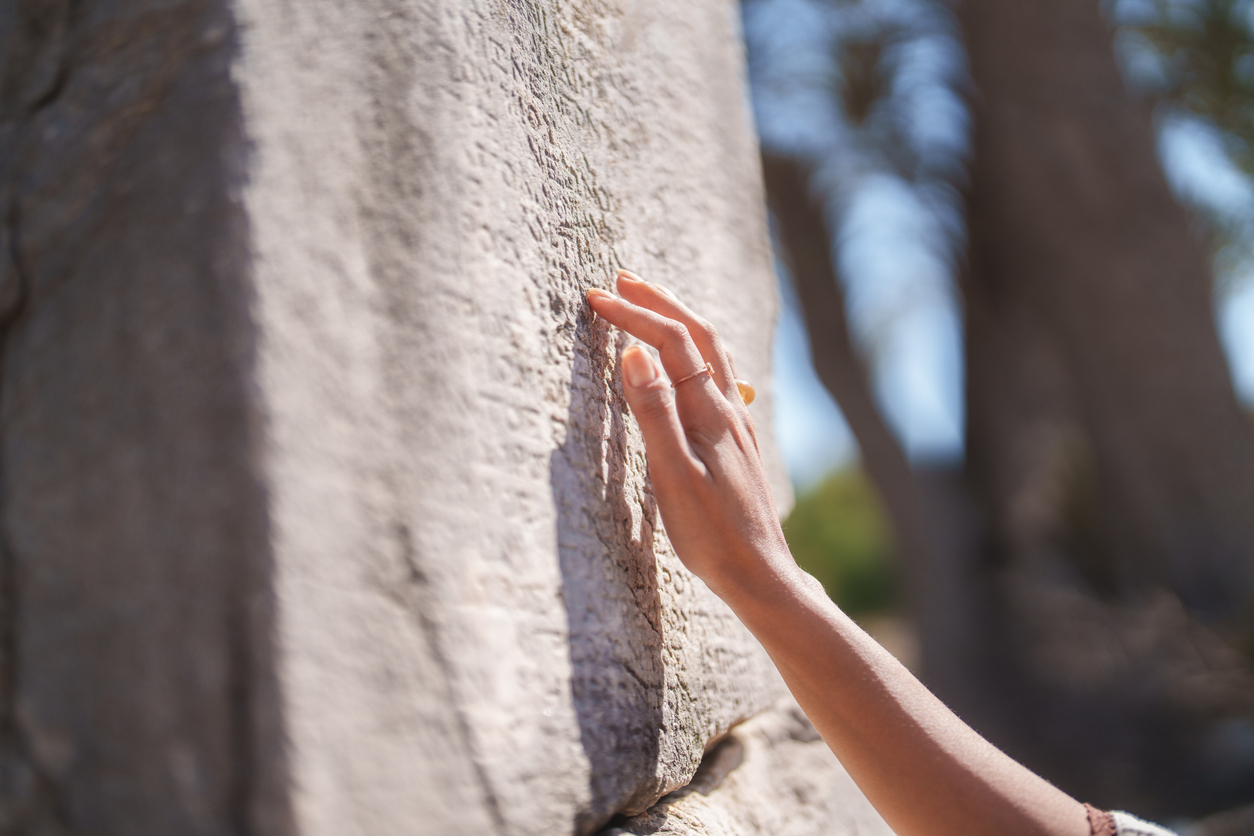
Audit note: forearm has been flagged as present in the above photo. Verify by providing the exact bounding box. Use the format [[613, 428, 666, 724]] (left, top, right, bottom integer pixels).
[[584, 278, 1090, 836], [716, 554, 1089, 836]]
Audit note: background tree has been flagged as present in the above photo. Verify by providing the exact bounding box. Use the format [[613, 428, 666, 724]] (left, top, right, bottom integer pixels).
[[748, 0, 1254, 817]]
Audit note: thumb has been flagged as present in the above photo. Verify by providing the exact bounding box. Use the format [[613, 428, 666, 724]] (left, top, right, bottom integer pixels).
[[620, 345, 700, 479]]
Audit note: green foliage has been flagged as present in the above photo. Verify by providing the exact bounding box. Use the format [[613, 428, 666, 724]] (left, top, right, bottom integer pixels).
[[1127, 0, 1254, 172], [1115, 0, 1254, 295], [782, 468, 899, 616]]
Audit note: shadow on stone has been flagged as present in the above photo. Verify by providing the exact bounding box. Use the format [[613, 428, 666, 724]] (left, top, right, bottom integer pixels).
[[601, 734, 747, 836], [552, 304, 666, 835], [0, 3, 295, 830]]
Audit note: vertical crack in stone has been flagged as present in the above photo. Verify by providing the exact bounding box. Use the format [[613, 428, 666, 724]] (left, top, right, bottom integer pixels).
[[1, 0, 72, 115], [0, 181, 69, 836], [394, 523, 508, 835], [0, 2, 77, 825]]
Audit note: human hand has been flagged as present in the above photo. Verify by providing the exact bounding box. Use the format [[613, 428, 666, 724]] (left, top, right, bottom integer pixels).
[[590, 278, 1093, 836], [587, 270, 792, 600]]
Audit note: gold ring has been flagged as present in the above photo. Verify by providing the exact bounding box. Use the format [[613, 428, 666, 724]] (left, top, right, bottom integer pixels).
[[671, 362, 713, 389], [736, 380, 756, 405]]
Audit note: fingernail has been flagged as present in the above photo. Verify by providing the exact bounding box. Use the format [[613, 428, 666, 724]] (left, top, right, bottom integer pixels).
[[588, 287, 612, 300], [622, 346, 658, 387], [617, 269, 645, 283], [736, 380, 756, 406]]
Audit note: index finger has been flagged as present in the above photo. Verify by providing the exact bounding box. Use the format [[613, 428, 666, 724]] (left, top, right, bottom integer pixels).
[[587, 288, 731, 430]]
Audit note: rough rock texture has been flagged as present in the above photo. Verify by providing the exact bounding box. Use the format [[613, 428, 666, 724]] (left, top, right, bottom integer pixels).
[[610, 699, 894, 836], [0, 1, 875, 835], [236, 1, 791, 833]]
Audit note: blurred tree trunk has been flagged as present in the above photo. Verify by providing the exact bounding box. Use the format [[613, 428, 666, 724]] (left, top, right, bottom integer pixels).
[[954, 0, 1254, 815], [761, 0, 1254, 817], [960, 0, 1254, 624], [759, 157, 914, 546], [761, 153, 979, 699]]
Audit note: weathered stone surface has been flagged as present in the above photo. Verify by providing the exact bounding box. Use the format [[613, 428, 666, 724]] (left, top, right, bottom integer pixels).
[[1, 3, 283, 833], [0, 0, 807, 834], [610, 699, 894, 836]]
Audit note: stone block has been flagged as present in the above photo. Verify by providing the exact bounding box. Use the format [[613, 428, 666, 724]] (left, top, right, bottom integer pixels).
[[610, 699, 895, 836], [0, 0, 804, 834]]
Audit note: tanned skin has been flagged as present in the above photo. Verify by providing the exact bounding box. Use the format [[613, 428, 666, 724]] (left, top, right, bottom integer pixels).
[[587, 270, 1089, 836]]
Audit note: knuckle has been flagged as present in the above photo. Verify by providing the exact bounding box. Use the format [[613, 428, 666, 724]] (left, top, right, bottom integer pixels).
[[693, 316, 718, 343], [684, 423, 721, 452], [736, 413, 762, 454], [632, 386, 674, 423], [661, 320, 691, 346], [744, 415, 760, 444], [683, 405, 736, 448], [657, 454, 704, 489]]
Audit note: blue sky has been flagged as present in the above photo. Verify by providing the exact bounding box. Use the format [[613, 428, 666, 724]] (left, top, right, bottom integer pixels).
[[750, 0, 1254, 489]]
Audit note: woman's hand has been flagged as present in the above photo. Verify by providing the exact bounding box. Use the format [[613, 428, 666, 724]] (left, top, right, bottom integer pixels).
[[589, 270, 1091, 836], [587, 270, 794, 600]]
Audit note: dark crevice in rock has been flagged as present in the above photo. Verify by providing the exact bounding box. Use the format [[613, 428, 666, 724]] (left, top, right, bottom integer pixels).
[[0, 179, 69, 836], [18, 2, 73, 118], [598, 734, 747, 835], [390, 521, 509, 835], [554, 320, 665, 835], [654, 734, 745, 806], [1, 0, 73, 118], [22, 47, 68, 115], [0, 2, 80, 823]]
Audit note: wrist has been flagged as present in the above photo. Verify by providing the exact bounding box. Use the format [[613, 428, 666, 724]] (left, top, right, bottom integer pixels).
[[706, 542, 825, 620]]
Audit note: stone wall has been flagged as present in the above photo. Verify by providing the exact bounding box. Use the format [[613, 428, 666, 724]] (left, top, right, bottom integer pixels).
[[0, 0, 889, 834]]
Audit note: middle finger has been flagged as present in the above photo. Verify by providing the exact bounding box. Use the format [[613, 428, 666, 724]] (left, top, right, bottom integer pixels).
[[614, 270, 740, 403], [587, 288, 731, 431]]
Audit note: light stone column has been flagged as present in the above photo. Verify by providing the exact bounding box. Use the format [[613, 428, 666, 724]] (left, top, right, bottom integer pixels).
[[0, 1, 882, 834]]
